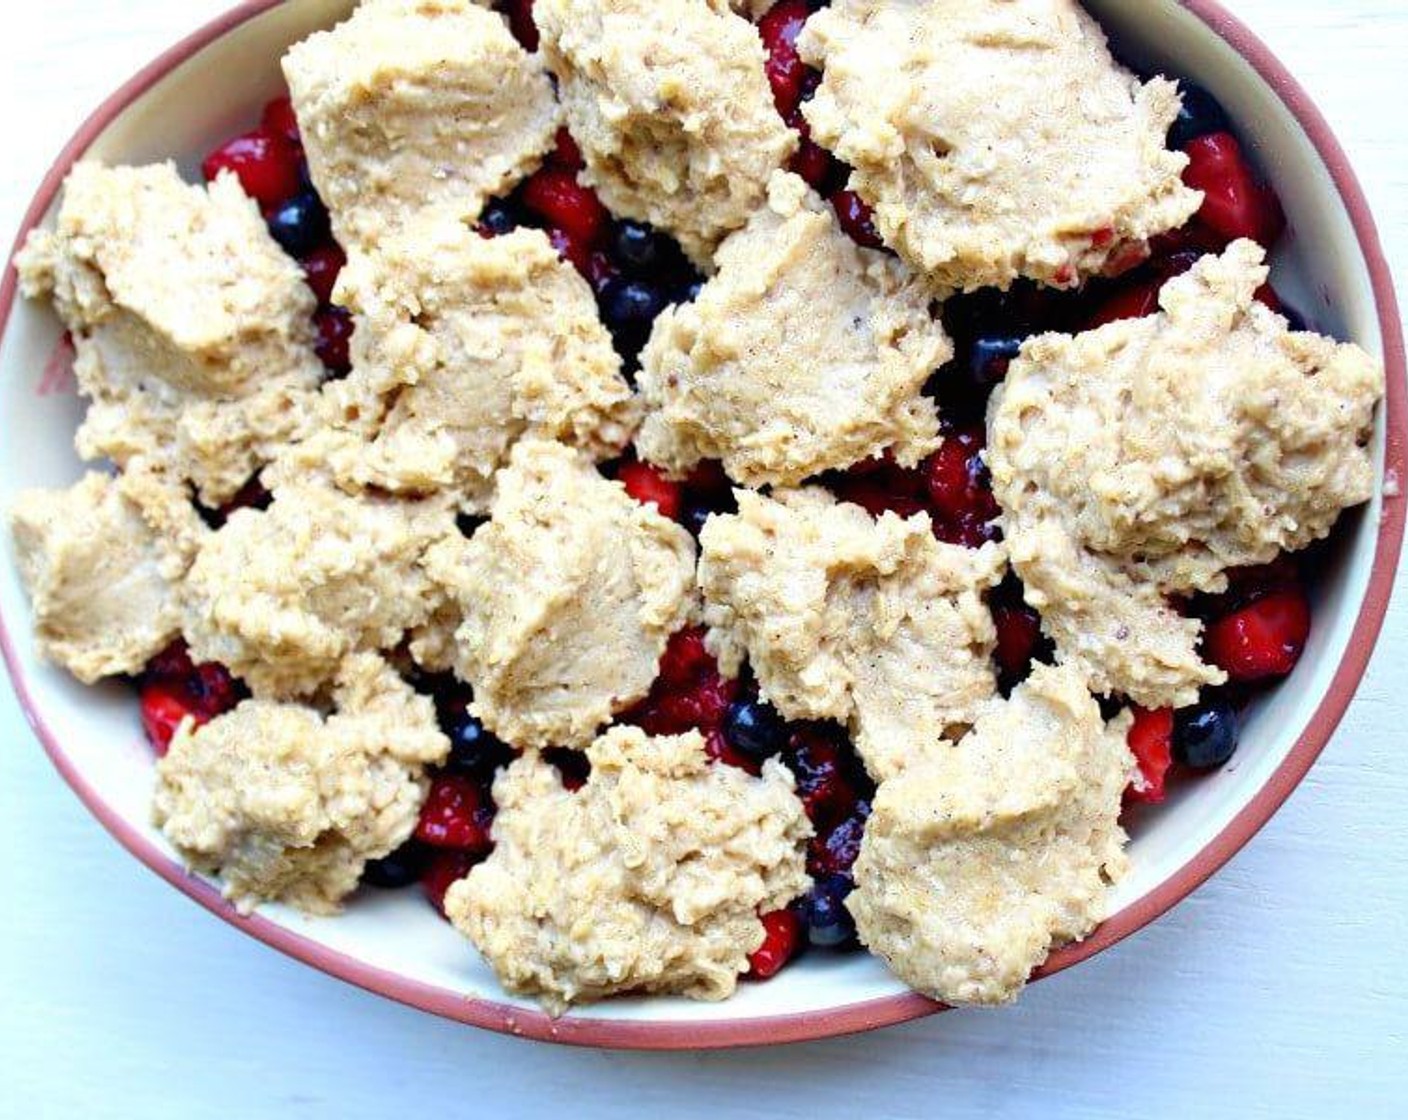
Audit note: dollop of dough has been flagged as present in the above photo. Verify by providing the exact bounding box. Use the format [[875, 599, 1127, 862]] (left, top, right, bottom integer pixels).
[[636, 173, 949, 487], [987, 241, 1384, 707], [15, 162, 323, 504], [288, 220, 636, 511], [424, 440, 696, 749], [153, 653, 450, 915], [283, 0, 559, 251], [699, 487, 1005, 780], [444, 724, 811, 1012], [182, 480, 455, 699], [798, 0, 1200, 291], [535, 0, 796, 266], [10, 468, 205, 683], [849, 663, 1134, 1005]]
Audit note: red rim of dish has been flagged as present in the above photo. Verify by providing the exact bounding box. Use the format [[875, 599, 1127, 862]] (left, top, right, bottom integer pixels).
[[0, 0, 1403, 1050]]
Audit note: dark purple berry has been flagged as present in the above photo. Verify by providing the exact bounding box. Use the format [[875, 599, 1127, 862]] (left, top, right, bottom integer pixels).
[[266, 190, 330, 256], [1173, 698, 1240, 770], [723, 698, 788, 761], [603, 278, 667, 332], [613, 220, 664, 274], [1168, 82, 1232, 150], [362, 840, 431, 889], [802, 873, 857, 949]]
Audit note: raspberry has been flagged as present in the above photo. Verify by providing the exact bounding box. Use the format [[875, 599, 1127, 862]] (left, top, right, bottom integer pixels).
[[1181, 132, 1286, 248], [1204, 586, 1311, 682], [807, 802, 869, 877], [1126, 706, 1175, 804], [300, 244, 346, 306], [260, 96, 302, 147], [758, 0, 812, 119], [421, 849, 483, 916], [520, 167, 609, 247], [547, 126, 583, 171], [414, 774, 495, 852], [830, 189, 884, 249], [499, 0, 538, 51], [617, 460, 683, 520], [654, 671, 738, 731], [991, 600, 1044, 680], [139, 686, 198, 756], [746, 909, 803, 979], [1087, 278, 1162, 328], [201, 128, 302, 208], [658, 626, 714, 688]]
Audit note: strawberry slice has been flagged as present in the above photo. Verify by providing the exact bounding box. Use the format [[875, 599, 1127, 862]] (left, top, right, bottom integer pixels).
[[1181, 132, 1286, 247], [1126, 706, 1175, 804], [1204, 586, 1311, 682]]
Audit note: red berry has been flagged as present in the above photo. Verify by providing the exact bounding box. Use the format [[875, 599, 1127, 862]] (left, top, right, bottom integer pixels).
[[548, 126, 583, 171], [521, 167, 608, 246], [659, 626, 714, 688], [1181, 132, 1286, 248], [201, 128, 302, 208], [758, 0, 812, 119], [1126, 706, 1174, 804], [414, 774, 495, 852], [789, 138, 839, 192], [992, 601, 1043, 679], [260, 96, 302, 147], [1204, 586, 1311, 682], [830, 189, 884, 249], [617, 460, 683, 520], [139, 686, 198, 756], [546, 226, 592, 277], [747, 909, 803, 979], [300, 244, 346, 306], [808, 806, 868, 877], [421, 849, 483, 916], [500, 0, 538, 51], [314, 306, 354, 375], [654, 671, 738, 732], [1087, 279, 1162, 328], [924, 427, 998, 528], [704, 727, 760, 774], [142, 638, 197, 684]]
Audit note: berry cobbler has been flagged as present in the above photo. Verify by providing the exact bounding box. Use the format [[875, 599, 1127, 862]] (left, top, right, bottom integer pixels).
[[9, 0, 1383, 1012]]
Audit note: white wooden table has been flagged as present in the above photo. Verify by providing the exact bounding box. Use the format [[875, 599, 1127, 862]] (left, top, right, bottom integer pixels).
[[1, 3, 1404, 1117]]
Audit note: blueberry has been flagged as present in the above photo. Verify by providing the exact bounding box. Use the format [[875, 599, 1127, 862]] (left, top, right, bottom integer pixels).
[[361, 840, 429, 889], [613, 220, 664, 274], [679, 279, 705, 304], [603, 278, 667, 331], [443, 705, 513, 775], [968, 335, 1023, 389], [682, 503, 714, 538], [802, 874, 857, 949], [455, 513, 486, 539], [724, 698, 788, 760], [1174, 698, 1240, 770], [1168, 82, 1232, 149], [266, 190, 330, 256], [479, 199, 519, 237]]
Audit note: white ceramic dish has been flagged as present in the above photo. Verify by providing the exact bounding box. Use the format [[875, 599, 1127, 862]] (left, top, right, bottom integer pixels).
[[0, 0, 1402, 1048]]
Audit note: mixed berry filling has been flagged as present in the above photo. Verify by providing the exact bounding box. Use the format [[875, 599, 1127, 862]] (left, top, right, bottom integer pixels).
[[130, 16, 1320, 984]]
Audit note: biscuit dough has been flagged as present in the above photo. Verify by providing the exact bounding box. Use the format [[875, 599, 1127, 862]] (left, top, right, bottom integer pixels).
[[182, 480, 455, 699], [291, 221, 636, 511], [153, 653, 450, 915], [444, 725, 811, 1012], [849, 664, 1134, 1005], [987, 241, 1383, 708], [15, 162, 323, 504], [636, 173, 949, 487], [535, 0, 796, 266], [10, 469, 206, 683], [424, 440, 696, 749], [283, 0, 559, 251], [798, 0, 1200, 291], [699, 488, 1006, 780]]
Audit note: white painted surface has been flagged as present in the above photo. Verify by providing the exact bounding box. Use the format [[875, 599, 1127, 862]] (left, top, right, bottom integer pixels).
[[0, 2, 1403, 1117]]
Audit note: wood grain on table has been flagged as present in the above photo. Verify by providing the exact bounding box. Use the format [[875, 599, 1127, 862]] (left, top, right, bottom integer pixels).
[[1, 3, 1404, 1118]]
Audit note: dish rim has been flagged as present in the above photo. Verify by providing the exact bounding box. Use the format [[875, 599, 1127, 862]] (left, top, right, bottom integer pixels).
[[0, 0, 1402, 1051]]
